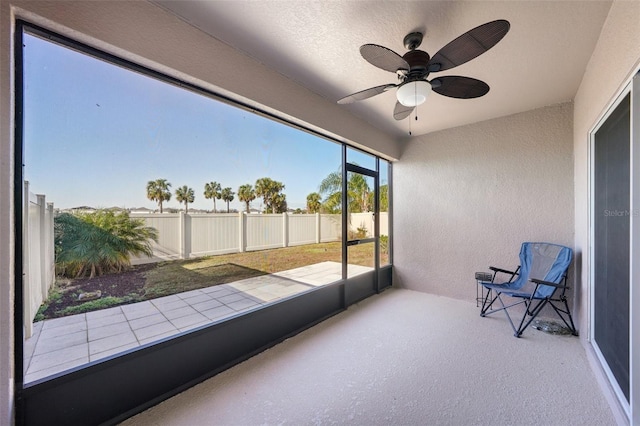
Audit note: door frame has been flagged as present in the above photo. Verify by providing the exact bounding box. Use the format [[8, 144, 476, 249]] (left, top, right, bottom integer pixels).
[[588, 71, 640, 423], [342, 153, 381, 305]]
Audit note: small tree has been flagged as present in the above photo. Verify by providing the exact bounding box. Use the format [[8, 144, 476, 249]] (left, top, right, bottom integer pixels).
[[272, 193, 288, 213], [175, 185, 195, 213], [255, 177, 286, 213], [238, 184, 256, 213], [55, 210, 158, 278], [204, 181, 222, 212], [306, 192, 322, 214], [146, 178, 172, 213], [221, 187, 235, 213]]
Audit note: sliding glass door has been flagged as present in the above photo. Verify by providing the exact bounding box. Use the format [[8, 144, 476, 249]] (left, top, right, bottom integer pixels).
[[593, 93, 630, 402], [591, 71, 640, 423]]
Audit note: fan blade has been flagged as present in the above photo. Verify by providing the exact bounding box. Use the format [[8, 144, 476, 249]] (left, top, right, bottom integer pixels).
[[393, 102, 414, 121], [360, 44, 410, 73], [431, 76, 489, 99], [337, 84, 396, 104], [428, 20, 510, 72]]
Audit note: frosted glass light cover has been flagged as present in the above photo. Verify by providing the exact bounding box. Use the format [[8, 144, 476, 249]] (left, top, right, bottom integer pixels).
[[396, 80, 432, 107]]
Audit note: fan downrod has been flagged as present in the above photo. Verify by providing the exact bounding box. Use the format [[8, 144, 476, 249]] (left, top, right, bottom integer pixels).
[[403, 32, 423, 50]]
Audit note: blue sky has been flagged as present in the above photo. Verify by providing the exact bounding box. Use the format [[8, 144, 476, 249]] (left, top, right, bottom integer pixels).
[[22, 33, 379, 212]]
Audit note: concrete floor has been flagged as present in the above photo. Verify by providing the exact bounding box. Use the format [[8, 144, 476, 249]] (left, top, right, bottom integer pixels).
[[24, 261, 370, 383], [122, 288, 619, 426]]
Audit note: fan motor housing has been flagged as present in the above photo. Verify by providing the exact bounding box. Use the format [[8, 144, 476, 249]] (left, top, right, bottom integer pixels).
[[402, 50, 431, 77]]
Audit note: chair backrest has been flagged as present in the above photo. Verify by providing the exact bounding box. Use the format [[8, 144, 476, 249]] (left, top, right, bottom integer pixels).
[[517, 242, 573, 298]]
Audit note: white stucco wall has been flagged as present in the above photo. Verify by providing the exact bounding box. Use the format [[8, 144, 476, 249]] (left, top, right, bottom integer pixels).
[[573, 0, 640, 344], [394, 102, 574, 302]]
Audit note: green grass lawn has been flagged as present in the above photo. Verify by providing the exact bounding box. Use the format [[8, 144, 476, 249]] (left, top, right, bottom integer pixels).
[[144, 241, 388, 296]]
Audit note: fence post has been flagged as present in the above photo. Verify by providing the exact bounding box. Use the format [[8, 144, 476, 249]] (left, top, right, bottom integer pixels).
[[315, 213, 321, 244], [23, 181, 32, 338], [282, 213, 288, 248], [179, 211, 186, 259], [238, 212, 245, 253], [46, 202, 55, 292], [37, 194, 47, 298]]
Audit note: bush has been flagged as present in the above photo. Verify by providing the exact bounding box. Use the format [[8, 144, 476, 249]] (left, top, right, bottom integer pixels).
[[55, 210, 158, 278]]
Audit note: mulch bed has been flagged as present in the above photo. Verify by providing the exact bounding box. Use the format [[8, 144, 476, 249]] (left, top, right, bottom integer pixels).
[[38, 263, 158, 319]]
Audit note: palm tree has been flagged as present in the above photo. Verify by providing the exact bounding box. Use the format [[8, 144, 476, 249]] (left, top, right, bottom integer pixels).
[[349, 172, 370, 212], [146, 178, 172, 213], [318, 167, 371, 213], [272, 193, 287, 213], [55, 210, 158, 278], [238, 184, 256, 213], [319, 168, 342, 213], [306, 192, 322, 213], [221, 187, 235, 213], [204, 181, 222, 213], [369, 183, 388, 212], [255, 177, 285, 213], [175, 185, 195, 213]]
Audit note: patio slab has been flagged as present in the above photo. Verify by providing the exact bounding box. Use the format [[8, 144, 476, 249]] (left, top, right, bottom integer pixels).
[[24, 261, 370, 383]]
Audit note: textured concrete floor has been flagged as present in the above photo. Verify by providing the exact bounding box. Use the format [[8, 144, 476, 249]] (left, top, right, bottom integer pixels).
[[122, 288, 617, 425]]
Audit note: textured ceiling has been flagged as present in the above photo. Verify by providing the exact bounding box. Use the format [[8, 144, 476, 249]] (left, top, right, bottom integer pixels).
[[154, 1, 612, 139]]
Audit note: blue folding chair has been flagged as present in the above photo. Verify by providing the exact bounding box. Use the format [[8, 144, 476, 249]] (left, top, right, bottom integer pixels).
[[479, 242, 577, 337]]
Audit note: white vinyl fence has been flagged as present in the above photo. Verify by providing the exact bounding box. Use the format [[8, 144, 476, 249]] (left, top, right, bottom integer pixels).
[[131, 212, 388, 264], [23, 182, 55, 338], [350, 212, 389, 237]]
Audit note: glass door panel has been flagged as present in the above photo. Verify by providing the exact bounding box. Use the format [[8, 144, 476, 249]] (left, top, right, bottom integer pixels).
[[379, 160, 390, 267], [347, 242, 375, 278], [344, 163, 378, 302], [347, 146, 376, 170], [593, 93, 630, 402]]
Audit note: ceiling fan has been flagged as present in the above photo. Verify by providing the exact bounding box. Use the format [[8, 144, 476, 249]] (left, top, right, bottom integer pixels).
[[337, 20, 511, 121]]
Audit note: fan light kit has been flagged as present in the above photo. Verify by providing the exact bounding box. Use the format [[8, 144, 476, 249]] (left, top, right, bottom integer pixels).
[[396, 80, 432, 107], [337, 20, 511, 123]]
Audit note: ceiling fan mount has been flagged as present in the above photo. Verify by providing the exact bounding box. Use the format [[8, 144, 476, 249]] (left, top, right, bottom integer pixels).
[[337, 20, 511, 122], [403, 32, 424, 51]]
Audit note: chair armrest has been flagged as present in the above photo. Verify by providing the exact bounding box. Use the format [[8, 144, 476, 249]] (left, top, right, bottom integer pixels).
[[530, 278, 569, 289], [489, 266, 517, 275]]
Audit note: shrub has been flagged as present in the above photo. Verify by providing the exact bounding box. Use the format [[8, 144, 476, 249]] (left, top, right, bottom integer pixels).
[[55, 210, 158, 278], [356, 225, 368, 239]]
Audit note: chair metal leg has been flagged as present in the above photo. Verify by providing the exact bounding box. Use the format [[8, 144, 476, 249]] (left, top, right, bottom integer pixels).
[[547, 297, 579, 336], [480, 287, 499, 316], [515, 298, 548, 337]]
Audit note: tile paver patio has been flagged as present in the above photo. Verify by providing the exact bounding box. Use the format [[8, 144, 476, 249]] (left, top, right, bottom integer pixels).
[[24, 261, 371, 383]]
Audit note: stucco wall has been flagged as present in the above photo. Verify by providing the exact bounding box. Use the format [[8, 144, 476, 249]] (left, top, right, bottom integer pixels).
[[394, 102, 574, 302], [573, 0, 640, 343]]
